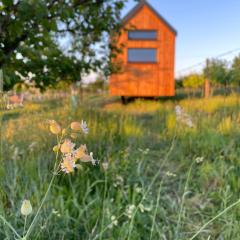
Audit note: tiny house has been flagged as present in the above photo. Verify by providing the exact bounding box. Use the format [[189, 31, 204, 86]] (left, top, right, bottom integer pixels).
[[110, 0, 177, 99]]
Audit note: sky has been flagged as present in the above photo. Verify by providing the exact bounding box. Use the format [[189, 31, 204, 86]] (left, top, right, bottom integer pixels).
[[123, 0, 240, 77]]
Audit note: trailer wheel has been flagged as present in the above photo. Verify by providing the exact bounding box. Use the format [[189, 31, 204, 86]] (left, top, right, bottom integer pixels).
[[121, 96, 126, 104]]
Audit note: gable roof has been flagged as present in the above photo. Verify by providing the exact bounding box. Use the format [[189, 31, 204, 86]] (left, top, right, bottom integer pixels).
[[122, 0, 177, 36]]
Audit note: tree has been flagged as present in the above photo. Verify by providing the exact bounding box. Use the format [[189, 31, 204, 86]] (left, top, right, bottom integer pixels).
[[203, 58, 230, 86], [182, 73, 205, 97], [182, 74, 205, 89], [230, 54, 240, 86], [0, 0, 127, 90]]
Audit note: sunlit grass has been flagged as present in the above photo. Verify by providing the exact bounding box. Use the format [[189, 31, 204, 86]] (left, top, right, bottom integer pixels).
[[1, 93, 240, 239]]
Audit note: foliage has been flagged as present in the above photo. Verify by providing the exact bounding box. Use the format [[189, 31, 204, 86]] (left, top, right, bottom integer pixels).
[[0, 0, 127, 90], [182, 74, 205, 89], [203, 58, 230, 86], [230, 54, 240, 86]]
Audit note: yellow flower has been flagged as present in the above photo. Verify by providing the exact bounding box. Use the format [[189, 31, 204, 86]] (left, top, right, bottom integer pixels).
[[71, 122, 81, 131], [75, 145, 87, 159], [49, 120, 61, 135], [60, 139, 75, 154], [62, 128, 67, 135], [53, 145, 60, 153], [21, 200, 32, 216]]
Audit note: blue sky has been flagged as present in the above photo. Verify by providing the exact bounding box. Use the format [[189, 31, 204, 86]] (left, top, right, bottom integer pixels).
[[123, 0, 240, 76]]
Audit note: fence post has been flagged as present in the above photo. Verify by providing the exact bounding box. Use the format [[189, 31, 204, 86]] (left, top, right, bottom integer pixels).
[[0, 69, 3, 93], [204, 59, 210, 98]]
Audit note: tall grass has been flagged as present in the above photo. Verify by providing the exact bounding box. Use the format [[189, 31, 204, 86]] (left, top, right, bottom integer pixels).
[[1, 94, 240, 239]]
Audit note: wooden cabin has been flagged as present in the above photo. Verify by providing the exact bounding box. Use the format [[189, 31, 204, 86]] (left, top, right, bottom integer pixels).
[[110, 0, 177, 99]]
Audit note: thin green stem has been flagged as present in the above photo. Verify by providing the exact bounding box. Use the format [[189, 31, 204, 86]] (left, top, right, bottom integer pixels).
[[24, 135, 62, 239], [189, 198, 240, 240], [24, 174, 56, 239], [127, 131, 177, 240], [92, 213, 125, 240], [0, 215, 21, 239], [149, 179, 164, 240], [176, 161, 194, 239], [99, 171, 108, 240], [23, 215, 27, 237]]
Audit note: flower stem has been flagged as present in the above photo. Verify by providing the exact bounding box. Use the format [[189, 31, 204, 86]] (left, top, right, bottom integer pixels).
[[0, 215, 21, 239], [23, 215, 27, 237], [189, 198, 240, 240], [23, 174, 56, 239]]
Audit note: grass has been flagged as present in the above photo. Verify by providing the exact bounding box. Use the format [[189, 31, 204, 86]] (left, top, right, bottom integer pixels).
[[1, 93, 240, 239]]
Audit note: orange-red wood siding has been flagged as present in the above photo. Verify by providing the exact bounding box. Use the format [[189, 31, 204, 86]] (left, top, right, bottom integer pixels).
[[110, 3, 176, 97]]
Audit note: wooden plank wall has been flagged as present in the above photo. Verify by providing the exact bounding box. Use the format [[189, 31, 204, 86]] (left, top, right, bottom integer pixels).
[[110, 4, 176, 97]]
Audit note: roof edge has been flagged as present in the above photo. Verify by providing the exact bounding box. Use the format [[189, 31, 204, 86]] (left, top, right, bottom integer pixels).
[[122, 0, 177, 36]]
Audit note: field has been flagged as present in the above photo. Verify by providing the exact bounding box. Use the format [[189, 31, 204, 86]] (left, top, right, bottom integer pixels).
[[1, 93, 240, 240]]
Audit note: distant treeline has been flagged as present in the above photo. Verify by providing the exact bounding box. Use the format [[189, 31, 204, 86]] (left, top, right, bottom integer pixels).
[[176, 55, 240, 91]]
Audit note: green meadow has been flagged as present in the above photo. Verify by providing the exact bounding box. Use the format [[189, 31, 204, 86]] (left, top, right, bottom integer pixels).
[[1, 94, 240, 239]]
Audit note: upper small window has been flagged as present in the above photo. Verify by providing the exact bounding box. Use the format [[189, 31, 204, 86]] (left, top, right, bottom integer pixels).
[[128, 30, 157, 40]]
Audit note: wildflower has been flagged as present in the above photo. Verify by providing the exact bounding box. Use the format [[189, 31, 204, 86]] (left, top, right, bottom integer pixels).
[[175, 105, 182, 116], [21, 200, 32, 216], [81, 120, 89, 134], [126, 204, 136, 219], [70, 121, 81, 131], [60, 139, 75, 154], [113, 175, 124, 187], [175, 105, 194, 128], [102, 162, 109, 171], [61, 155, 76, 173], [109, 215, 118, 228], [166, 171, 176, 177], [195, 156, 204, 164], [75, 144, 87, 159], [79, 151, 98, 165], [62, 128, 67, 135], [49, 120, 61, 135], [53, 144, 60, 153], [90, 152, 97, 165]]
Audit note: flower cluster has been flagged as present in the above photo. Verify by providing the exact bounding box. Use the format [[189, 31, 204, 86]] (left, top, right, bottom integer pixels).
[[49, 120, 97, 174], [175, 105, 194, 128]]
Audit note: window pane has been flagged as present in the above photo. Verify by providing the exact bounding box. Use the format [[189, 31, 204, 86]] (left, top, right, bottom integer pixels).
[[128, 30, 157, 40], [128, 49, 157, 63]]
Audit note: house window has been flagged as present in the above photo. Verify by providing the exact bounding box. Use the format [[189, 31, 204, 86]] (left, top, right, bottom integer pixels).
[[128, 48, 157, 63], [128, 30, 157, 40]]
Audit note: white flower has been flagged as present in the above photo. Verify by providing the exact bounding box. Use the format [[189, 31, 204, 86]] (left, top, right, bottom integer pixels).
[[102, 162, 109, 171], [28, 72, 36, 80], [21, 200, 32, 216], [175, 105, 194, 128], [90, 152, 98, 166], [81, 120, 89, 134], [23, 57, 29, 64], [16, 52, 23, 60], [195, 156, 204, 164], [126, 204, 136, 219], [43, 65, 48, 73], [166, 171, 176, 177]]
